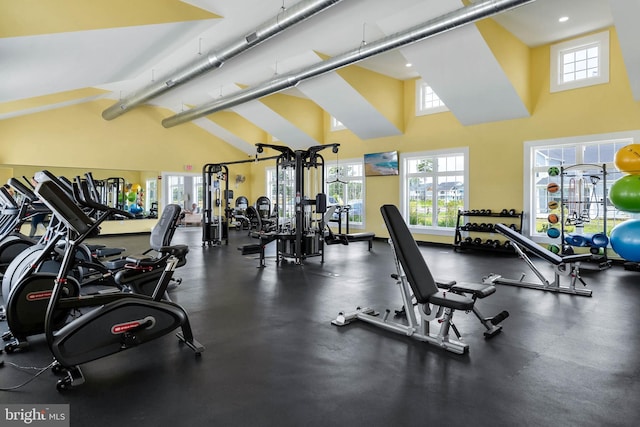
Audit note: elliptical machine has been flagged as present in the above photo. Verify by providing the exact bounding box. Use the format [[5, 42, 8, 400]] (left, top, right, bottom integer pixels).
[[33, 178, 203, 390]]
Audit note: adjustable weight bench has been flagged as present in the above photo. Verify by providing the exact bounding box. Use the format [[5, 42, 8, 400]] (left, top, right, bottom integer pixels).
[[333, 204, 484, 355], [391, 277, 508, 339], [488, 223, 592, 297]]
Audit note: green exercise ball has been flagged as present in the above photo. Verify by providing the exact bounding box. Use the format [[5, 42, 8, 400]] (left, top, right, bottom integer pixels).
[[610, 175, 640, 212], [547, 244, 560, 254]]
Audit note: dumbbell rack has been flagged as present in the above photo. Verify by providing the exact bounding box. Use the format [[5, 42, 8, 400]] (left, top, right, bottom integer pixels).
[[454, 209, 523, 253]]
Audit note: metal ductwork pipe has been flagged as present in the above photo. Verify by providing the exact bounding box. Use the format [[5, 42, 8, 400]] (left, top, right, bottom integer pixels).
[[101, 0, 345, 121], [162, 0, 535, 128]]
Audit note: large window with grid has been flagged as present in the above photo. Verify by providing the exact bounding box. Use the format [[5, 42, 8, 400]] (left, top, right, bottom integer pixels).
[[415, 79, 448, 116], [524, 131, 640, 239], [401, 148, 468, 234], [550, 31, 609, 93], [265, 166, 295, 222], [325, 158, 364, 226]]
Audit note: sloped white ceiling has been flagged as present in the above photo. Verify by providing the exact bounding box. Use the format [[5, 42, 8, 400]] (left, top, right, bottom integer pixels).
[[299, 72, 401, 140], [0, 20, 216, 103], [608, 0, 640, 101], [3, 0, 634, 151], [377, 0, 529, 126], [232, 101, 319, 150]]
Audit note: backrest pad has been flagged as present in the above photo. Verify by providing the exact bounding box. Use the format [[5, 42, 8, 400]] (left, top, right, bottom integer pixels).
[[494, 223, 563, 265], [380, 204, 438, 303], [150, 204, 182, 250]]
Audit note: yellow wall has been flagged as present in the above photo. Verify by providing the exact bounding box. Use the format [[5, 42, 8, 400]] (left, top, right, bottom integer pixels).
[[262, 94, 324, 143], [0, 0, 218, 38], [0, 99, 248, 172], [3, 26, 640, 244], [337, 65, 405, 132]]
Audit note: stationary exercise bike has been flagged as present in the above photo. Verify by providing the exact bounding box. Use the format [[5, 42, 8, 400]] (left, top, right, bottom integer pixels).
[[33, 179, 203, 390], [2, 178, 188, 352], [0, 179, 50, 272]]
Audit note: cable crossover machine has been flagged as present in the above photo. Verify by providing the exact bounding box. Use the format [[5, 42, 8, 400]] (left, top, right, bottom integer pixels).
[[201, 154, 279, 247]]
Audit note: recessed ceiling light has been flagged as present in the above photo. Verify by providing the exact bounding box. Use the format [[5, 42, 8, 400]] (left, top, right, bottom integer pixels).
[[559, 16, 569, 23], [405, 63, 412, 67]]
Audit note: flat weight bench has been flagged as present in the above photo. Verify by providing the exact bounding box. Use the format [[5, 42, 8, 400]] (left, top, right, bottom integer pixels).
[[489, 223, 592, 297], [333, 204, 483, 355], [238, 232, 279, 268], [323, 206, 375, 251], [344, 232, 375, 250]]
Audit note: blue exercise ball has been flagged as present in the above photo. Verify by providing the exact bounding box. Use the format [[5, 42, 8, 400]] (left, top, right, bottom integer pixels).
[[610, 220, 640, 262], [546, 227, 560, 238]]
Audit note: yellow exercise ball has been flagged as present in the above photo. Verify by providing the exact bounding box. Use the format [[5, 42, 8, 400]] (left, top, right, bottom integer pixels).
[[615, 144, 640, 174]]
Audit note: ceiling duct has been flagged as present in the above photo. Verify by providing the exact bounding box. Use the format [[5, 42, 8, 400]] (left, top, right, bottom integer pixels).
[[162, 0, 535, 128], [102, 0, 345, 120]]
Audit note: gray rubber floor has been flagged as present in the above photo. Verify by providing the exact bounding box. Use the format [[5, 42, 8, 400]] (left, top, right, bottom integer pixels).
[[1, 227, 639, 426]]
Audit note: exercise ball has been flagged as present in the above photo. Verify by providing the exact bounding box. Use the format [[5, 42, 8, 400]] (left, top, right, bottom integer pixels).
[[130, 204, 143, 214], [610, 220, 640, 262], [548, 166, 560, 177], [547, 227, 560, 238], [127, 192, 137, 203], [547, 244, 560, 254], [548, 213, 559, 224], [609, 175, 640, 212], [548, 200, 559, 210], [615, 144, 640, 174], [547, 182, 560, 193]]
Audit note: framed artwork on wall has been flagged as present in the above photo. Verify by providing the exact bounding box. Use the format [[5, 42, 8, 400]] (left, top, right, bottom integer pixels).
[[364, 151, 399, 176]]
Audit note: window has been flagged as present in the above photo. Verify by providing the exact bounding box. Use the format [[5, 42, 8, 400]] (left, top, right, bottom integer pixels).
[[524, 131, 640, 239], [550, 31, 609, 93], [325, 158, 365, 226], [167, 175, 185, 206], [416, 79, 448, 116], [145, 178, 157, 213], [401, 148, 468, 234], [266, 166, 296, 222], [330, 116, 345, 131], [162, 173, 202, 211]]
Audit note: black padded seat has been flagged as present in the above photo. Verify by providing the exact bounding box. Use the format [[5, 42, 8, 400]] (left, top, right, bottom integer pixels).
[[126, 244, 189, 267], [345, 232, 375, 241], [103, 259, 128, 270], [451, 282, 496, 298], [429, 291, 475, 311]]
